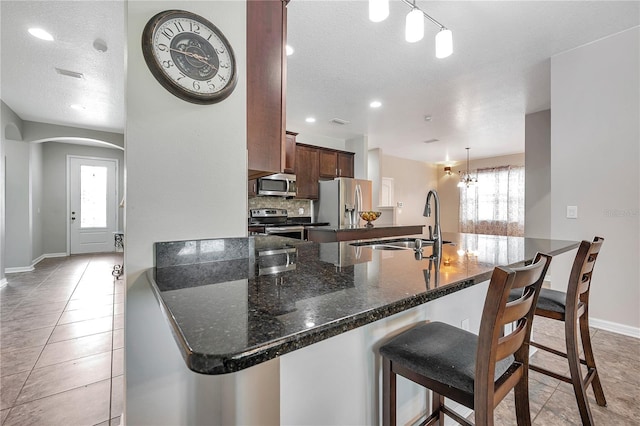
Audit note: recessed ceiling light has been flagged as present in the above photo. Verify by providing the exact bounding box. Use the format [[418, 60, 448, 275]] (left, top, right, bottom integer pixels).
[[70, 104, 85, 111], [424, 115, 432, 121], [305, 117, 316, 123], [424, 138, 439, 144], [286, 45, 294, 56], [28, 28, 54, 41], [370, 101, 382, 108]]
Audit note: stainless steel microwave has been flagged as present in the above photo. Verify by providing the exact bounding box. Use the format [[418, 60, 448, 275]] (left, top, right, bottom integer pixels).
[[257, 173, 297, 197]]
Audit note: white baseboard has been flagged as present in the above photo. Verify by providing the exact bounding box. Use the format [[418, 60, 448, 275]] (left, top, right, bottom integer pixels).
[[590, 317, 640, 339], [5, 265, 35, 273], [5, 252, 68, 275]]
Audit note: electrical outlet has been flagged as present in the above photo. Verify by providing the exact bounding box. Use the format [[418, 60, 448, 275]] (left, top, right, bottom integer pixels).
[[566, 205, 578, 219], [397, 201, 403, 208]]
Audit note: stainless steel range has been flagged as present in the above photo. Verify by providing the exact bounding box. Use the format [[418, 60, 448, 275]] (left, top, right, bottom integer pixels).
[[248, 209, 305, 240]]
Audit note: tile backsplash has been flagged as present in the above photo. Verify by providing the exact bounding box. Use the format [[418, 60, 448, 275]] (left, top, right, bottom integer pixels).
[[248, 196, 313, 217]]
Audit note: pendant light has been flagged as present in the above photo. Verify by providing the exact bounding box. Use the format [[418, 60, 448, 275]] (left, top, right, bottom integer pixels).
[[435, 28, 453, 58], [369, 0, 389, 23], [405, 7, 424, 43], [369, 0, 453, 58], [457, 148, 477, 188]]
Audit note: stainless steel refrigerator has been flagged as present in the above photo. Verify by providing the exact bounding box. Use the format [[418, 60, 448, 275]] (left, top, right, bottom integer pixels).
[[316, 178, 373, 227]]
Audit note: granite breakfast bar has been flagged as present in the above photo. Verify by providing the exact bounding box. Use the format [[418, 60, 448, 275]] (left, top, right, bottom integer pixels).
[[131, 232, 579, 425]]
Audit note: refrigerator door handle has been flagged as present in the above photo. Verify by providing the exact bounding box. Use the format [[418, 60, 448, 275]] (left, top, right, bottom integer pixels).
[[354, 184, 363, 225]]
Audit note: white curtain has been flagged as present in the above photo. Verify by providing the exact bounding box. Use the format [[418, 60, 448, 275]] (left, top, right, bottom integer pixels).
[[459, 166, 525, 237]]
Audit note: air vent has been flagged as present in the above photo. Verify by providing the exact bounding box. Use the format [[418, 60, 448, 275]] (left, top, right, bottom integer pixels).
[[330, 118, 350, 125], [424, 138, 440, 144], [55, 68, 84, 79]]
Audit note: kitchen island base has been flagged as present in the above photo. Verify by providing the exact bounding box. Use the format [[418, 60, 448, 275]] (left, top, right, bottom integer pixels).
[[127, 271, 489, 424]]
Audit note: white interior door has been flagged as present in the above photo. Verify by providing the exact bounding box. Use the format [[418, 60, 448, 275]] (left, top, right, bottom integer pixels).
[[69, 156, 118, 254]]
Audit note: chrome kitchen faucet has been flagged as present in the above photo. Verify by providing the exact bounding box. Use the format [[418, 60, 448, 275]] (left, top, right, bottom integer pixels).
[[423, 189, 442, 258]]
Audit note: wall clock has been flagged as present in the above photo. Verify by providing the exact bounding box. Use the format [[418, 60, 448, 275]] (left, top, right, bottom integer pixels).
[[142, 10, 237, 104]]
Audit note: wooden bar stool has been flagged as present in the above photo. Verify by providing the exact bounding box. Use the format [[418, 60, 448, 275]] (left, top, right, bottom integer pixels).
[[380, 253, 552, 426], [524, 237, 606, 425]]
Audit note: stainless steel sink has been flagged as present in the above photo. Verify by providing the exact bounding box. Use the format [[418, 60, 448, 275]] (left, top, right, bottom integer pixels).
[[350, 237, 454, 250]]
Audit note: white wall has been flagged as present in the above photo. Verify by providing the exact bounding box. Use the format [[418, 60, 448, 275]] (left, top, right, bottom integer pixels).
[[125, 1, 248, 423], [1, 101, 25, 281], [550, 27, 639, 332], [4, 139, 30, 268], [41, 142, 124, 254], [23, 120, 124, 149], [367, 148, 381, 207], [30, 142, 43, 261], [295, 131, 345, 151], [345, 134, 368, 179], [525, 110, 551, 239], [380, 153, 437, 227]]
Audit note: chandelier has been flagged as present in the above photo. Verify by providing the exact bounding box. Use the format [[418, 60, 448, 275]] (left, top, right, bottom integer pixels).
[[368, 0, 453, 58], [457, 148, 477, 188]]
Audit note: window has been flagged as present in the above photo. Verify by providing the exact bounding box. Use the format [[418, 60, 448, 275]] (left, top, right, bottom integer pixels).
[[80, 165, 108, 228], [459, 166, 524, 237]]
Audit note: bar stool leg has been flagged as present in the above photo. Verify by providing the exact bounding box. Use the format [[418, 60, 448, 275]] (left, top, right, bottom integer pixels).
[[566, 316, 595, 425], [431, 392, 444, 425], [514, 366, 532, 425], [383, 357, 396, 426], [579, 312, 607, 406]]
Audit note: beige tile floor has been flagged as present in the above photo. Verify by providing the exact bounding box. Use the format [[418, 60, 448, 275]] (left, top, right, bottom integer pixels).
[[1, 254, 123, 426], [483, 316, 640, 425], [2, 254, 640, 425]]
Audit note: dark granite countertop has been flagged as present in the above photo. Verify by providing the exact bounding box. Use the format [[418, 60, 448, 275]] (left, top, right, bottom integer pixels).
[[149, 232, 579, 375], [306, 223, 423, 232]]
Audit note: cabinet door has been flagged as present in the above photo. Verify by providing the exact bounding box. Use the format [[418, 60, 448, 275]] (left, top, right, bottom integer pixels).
[[295, 145, 319, 199], [248, 179, 258, 197], [284, 131, 297, 174], [319, 150, 338, 178], [337, 152, 354, 178], [247, 0, 287, 179]]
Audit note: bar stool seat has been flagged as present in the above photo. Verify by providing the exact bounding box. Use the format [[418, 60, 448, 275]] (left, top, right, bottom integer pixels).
[[534, 288, 570, 315], [380, 253, 552, 426], [380, 322, 515, 407]]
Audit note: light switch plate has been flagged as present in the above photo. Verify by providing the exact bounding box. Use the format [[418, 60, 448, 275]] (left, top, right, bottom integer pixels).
[[567, 205, 578, 219]]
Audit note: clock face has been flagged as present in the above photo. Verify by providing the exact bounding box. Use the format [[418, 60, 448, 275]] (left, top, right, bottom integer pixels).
[[142, 10, 237, 104]]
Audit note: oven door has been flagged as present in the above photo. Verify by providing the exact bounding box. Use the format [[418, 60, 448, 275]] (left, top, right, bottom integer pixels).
[[264, 226, 304, 240]]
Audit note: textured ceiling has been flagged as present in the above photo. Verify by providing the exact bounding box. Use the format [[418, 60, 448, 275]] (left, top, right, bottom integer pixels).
[[286, 1, 640, 163], [1, 1, 125, 134], [1, 1, 638, 164]]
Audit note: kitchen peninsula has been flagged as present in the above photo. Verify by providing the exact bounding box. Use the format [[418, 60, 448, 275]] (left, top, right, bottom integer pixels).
[[306, 223, 425, 242], [140, 232, 579, 425]]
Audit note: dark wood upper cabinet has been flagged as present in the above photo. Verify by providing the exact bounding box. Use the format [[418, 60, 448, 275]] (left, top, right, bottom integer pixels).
[[318, 148, 354, 179], [247, 0, 287, 180], [337, 152, 354, 178], [295, 144, 320, 200], [319, 150, 338, 179], [284, 131, 297, 174]]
